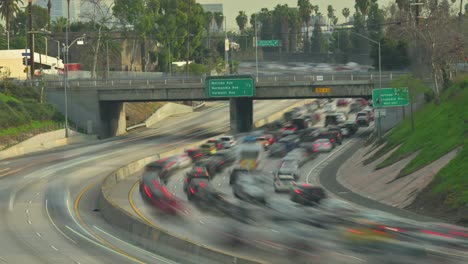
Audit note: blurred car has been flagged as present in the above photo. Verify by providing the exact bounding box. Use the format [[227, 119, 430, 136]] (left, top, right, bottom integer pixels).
[[348, 102, 362, 113], [282, 147, 316, 167], [312, 138, 334, 152], [185, 148, 204, 161], [290, 184, 326, 205], [337, 124, 350, 137], [336, 98, 350, 107], [210, 149, 237, 170], [144, 158, 179, 184], [281, 124, 298, 135], [232, 175, 266, 204], [172, 153, 192, 169], [325, 128, 343, 144], [410, 222, 468, 249], [219, 136, 236, 149], [256, 134, 275, 150], [323, 103, 336, 113], [336, 111, 348, 122], [356, 111, 371, 127], [355, 98, 368, 107], [343, 121, 359, 135], [274, 173, 296, 193], [200, 142, 217, 155], [276, 159, 300, 180], [207, 139, 224, 150], [278, 135, 300, 150], [299, 128, 321, 142], [317, 131, 341, 146], [268, 142, 288, 157], [139, 175, 180, 214], [183, 166, 211, 193], [185, 178, 221, 202], [325, 114, 341, 127], [193, 158, 218, 177], [314, 63, 333, 72], [229, 167, 250, 185], [362, 107, 375, 121]]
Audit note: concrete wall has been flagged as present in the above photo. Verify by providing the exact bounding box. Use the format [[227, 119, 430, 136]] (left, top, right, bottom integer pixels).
[[229, 98, 253, 133], [0, 129, 97, 160], [145, 103, 193, 127], [100, 101, 127, 137]]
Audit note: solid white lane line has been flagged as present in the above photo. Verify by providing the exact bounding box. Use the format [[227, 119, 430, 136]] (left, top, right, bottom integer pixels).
[[28, 200, 32, 204], [25, 209, 29, 215], [27, 220, 32, 225], [50, 245, 59, 251], [36, 232, 42, 238], [93, 225, 179, 264], [65, 225, 142, 263], [45, 199, 77, 244]]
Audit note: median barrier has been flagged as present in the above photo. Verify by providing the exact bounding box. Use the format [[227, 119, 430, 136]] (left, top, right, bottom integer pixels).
[[98, 100, 310, 264]]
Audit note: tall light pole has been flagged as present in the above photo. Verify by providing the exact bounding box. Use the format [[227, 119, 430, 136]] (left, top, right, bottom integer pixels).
[[254, 14, 259, 81], [6, 30, 9, 50], [350, 31, 382, 139], [54, 40, 60, 70], [224, 15, 229, 75], [28, 0, 34, 79]]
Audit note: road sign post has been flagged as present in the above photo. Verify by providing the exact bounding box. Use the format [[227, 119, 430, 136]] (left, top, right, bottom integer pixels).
[[206, 76, 254, 97], [256, 40, 280, 47], [372, 88, 409, 107]]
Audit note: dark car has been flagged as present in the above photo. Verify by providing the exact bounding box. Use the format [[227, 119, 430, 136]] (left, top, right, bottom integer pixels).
[[290, 184, 326, 205], [348, 102, 362, 113], [343, 121, 359, 135], [229, 167, 250, 185], [139, 175, 180, 214], [320, 130, 342, 145], [144, 158, 178, 184], [185, 178, 221, 202], [211, 149, 237, 169], [185, 148, 204, 161], [233, 175, 266, 204], [268, 142, 289, 157], [299, 128, 321, 142], [184, 166, 211, 192], [193, 158, 218, 177], [356, 111, 370, 127]]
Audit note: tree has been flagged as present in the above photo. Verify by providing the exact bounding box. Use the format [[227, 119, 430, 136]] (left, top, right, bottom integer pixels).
[[327, 5, 335, 28], [355, 0, 370, 17], [236, 11, 248, 32], [0, 0, 22, 32], [81, 0, 115, 78], [342, 7, 350, 22], [257, 8, 274, 40], [310, 19, 322, 53], [465, 3, 468, 13], [51, 17, 67, 33], [313, 5, 319, 15], [351, 11, 369, 55], [366, 0, 384, 41], [203, 11, 213, 33], [214, 11, 224, 32], [273, 4, 290, 53], [298, 0, 312, 53], [288, 8, 301, 52]]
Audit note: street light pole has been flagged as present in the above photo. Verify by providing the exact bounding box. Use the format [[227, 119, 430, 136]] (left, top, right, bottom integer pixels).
[[54, 40, 60, 70], [254, 14, 259, 81], [6, 30, 9, 50], [64, 0, 70, 138], [28, 0, 34, 79], [350, 31, 382, 139]]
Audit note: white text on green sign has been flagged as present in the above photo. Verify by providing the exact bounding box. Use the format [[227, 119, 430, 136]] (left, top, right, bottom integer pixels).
[[372, 88, 409, 107], [207, 78, 254, 97]]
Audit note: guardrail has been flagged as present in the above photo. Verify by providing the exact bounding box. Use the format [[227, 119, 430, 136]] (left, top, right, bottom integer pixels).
[[17, 72, 410, 88]]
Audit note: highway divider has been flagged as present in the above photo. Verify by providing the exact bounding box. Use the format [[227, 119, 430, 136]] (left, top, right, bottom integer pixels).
[[98, 100, 309, 264]]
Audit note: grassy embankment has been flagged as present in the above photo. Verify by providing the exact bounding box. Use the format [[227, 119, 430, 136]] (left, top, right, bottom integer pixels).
[[365, 74, 467, 210], [0, 81, 63, 149]]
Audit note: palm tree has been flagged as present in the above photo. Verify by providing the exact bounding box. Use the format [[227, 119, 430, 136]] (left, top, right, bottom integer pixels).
[[327, 5, 335, 28], [0, 0, 23, 31], [273, 4, 290, 53], [203, 11, 213, 48], [355, 0, 370, 17], [298, 0, 312, 53], [236, 11, 248, 32], [342, 7, 350, 23], [214, 11, 224, 32], [51, 16, 67, 32], [313, 5, 319, 15]]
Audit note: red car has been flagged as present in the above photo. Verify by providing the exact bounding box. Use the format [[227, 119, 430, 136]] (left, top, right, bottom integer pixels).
[[140, 177, 181, 214], [355, 98, 368, 107], [336, 99, 350, 107], [281, 124, 298, 134]]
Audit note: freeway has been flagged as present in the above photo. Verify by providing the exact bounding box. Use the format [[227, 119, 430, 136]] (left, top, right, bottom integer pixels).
[[0, 99, 303, 264], [116, 104, 468, 264]]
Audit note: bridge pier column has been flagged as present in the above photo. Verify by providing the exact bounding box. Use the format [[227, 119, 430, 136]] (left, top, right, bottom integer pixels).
[[99, 101, 127, 138], [229, 98, 253, 133]]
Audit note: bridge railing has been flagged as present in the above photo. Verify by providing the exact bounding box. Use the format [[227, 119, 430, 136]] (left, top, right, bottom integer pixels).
[[15, 72, 409, 88]]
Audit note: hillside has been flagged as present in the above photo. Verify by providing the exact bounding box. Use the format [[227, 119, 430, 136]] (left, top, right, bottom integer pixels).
[[0, 81, 63, 149], [366, 75, 468, 224]]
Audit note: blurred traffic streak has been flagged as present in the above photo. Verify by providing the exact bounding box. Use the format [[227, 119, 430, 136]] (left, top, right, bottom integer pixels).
[[134, 100, 468, 264]]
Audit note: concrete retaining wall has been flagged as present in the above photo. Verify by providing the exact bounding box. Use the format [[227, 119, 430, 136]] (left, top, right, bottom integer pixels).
[[145, 103, 193, 128], [99, 100, 308, 263], [0, 129, 97, 160]]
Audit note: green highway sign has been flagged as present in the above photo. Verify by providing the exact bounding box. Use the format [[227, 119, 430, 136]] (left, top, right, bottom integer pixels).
[[256, 40, 280, 47], [206, 77, 254, 97], [372, 88, 409, 107]]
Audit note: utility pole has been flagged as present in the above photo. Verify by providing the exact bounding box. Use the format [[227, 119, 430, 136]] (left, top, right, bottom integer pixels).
[[47, 0, 51, 30], [28, 0, 34, 79], [186, 0, 190, 77]]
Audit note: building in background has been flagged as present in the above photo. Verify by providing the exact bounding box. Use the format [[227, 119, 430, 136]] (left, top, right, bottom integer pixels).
[[34, 0, 81, 22], [201, 4, 224, 32]]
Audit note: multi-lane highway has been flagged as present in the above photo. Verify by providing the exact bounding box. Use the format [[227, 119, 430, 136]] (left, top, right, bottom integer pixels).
[[0, 100, 305, 264]]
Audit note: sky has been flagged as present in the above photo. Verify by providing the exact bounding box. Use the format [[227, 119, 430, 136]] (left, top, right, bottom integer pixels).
[[196, 0, 394, 30]]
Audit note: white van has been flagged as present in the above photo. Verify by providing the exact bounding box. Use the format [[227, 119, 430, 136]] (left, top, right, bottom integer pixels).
[[323, 103, 336, 113]]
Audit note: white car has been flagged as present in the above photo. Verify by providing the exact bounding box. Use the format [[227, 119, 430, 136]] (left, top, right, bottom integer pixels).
[[323, 103, 336, 113], [274, 174, 296, 192], [219, 136, 236, 148]]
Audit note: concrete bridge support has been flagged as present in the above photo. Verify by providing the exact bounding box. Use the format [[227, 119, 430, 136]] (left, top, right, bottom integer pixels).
[[229, 98, 253, 133], [99, 101, 127, 138]]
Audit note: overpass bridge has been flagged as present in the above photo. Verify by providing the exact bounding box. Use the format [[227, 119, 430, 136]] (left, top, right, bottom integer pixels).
[[22, 72, 407, 138]]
